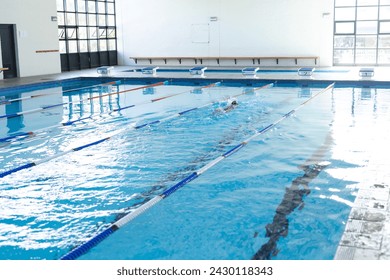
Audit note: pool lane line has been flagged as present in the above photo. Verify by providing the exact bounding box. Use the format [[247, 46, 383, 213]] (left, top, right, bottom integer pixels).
[[124, 88, 298, 211], [0, 130, 125, 179], [132, 82, 274, 129], [59, 83, 332, 260], [0, 81, 267, 178], [0, 81, 170, 143], [0, 82, 227, 177], [0, 81, 218, 143], [0, 81, 168, 120], [60, 82, 222, 125], [252, 131, 334, 260], [0, 80, 122, 106]]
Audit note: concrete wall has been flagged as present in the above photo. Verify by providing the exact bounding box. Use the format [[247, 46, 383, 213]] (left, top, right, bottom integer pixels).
[[0, 0, 61, 77], [116, 0, 334, 67]]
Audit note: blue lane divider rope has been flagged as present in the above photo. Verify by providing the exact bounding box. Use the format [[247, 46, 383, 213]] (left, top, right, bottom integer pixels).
[[132, 83, 274, 130], [0, 81, 169, 143], [0, 80, 172, 120], [61, 84, 310, 260], [59, 82, 206, 126], [1, 82, 271, 178], [59, 82, 332, 260], [0, 82, 226, 178], [1, 81, 223, 143], [0, 80, 122, 106]]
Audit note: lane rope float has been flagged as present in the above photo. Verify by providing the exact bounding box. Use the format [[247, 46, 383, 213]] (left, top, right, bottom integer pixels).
[[0, 81, 169, 143], [59, 83, 334, 260], [0, 80, 122, 106], [0, 81, 168, 120], [0, 81, 227, 178], [0, 81, 224, 143]]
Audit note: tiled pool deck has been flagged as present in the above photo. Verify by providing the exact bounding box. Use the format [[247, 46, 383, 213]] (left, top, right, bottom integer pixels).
[[334, 132, 390, 260], [1, 65, 390, 260]]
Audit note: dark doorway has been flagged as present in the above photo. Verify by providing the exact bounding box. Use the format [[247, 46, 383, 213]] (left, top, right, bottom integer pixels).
[[0, 24, 18, 78]]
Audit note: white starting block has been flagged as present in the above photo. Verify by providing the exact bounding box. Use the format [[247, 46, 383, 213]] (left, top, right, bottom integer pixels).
[[141, 66, 159, 75], [189, 66, 207, 76], [97, 66, 113, 76], [298, 67, 315, 76], [359, 68, 374, 78], [242, 67, 259, 76]]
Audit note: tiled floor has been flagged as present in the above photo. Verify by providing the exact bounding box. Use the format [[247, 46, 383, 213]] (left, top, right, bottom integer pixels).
[[1, 65, 390, 259], [334, 138, 390, 260]]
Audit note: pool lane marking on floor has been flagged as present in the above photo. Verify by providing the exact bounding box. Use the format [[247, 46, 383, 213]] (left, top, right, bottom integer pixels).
[[0, 81, 168, 120], [0, 80, 122, 106], [0, 81, 170, 142], [0, 82, 270, 178], [59, 83, 334, 260], [0, 81, 219, 143], [251, 130, 334, 260]]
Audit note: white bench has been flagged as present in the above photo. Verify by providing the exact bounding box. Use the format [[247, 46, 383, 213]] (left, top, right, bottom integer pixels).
[[131, 56, 319, 66]]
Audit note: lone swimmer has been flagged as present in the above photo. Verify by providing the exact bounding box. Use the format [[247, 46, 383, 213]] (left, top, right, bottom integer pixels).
[[214, 99, 238, 114], [223, 100, 238, 112]]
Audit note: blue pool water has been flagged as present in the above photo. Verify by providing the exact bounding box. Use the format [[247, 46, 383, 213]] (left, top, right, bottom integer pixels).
[[0, 78, 388, 260]]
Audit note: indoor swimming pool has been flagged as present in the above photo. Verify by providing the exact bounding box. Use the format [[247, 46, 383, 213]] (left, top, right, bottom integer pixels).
[[1, 78, 389, 260]]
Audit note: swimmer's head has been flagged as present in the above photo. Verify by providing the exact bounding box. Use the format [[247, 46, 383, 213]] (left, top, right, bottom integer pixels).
[[228, 98, 237, 105]]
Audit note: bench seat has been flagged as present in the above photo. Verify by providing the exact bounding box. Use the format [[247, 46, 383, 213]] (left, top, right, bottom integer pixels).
[[131, 56, 319, 65]]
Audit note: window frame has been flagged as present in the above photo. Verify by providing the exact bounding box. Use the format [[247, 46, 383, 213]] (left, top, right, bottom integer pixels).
[[57, 0, 117, 71], [333, 0, 390, 65]]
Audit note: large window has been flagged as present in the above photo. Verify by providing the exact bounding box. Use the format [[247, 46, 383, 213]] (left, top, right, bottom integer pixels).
[[57, 0, 117, 71], [334, 0, 390, 65]]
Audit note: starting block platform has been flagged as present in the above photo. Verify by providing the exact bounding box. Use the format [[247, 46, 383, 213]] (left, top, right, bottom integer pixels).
[[189, 67, 207, 76], [242, 67, 259, 76], [97, 66, 113, 76], [141, 66, 159, 75], [359, 68, 374, 78], [298, 67, 315, 76]]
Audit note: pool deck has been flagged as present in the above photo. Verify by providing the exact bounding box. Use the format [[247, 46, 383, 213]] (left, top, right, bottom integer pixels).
[[1, 66, 390, 90], [334, 132, 390, 260], [1, 65, 390, 260]]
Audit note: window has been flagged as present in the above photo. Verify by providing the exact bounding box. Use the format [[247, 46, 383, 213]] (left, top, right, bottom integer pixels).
[[57, 0, 117, 71], [334, 0, 390, 65]]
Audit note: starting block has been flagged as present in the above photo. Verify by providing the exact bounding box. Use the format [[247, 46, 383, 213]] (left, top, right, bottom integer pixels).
[[359, 68, 374, 78], [190, 66, 207, 76], [298, 67, 315, 76], [242, 67, 259, 76], [97, 66, 113, 76], [141, 66, 159, 75]]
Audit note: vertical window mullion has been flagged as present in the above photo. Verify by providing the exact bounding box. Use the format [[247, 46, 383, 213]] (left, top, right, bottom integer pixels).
[[377, 3, 381, 63], [354, 1, 357, 64], [58, 0, 117, 70]]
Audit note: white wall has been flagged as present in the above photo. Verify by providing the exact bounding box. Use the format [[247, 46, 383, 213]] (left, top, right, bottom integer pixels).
[[117, 0, 334, 67], [0, 0, 61, 77]]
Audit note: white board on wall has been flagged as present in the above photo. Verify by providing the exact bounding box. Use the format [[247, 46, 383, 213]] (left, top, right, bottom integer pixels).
[[191, 24, 209, 43]]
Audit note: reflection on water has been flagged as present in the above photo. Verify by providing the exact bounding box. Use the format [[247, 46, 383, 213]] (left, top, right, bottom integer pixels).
[[1, 83, 389, 260]]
